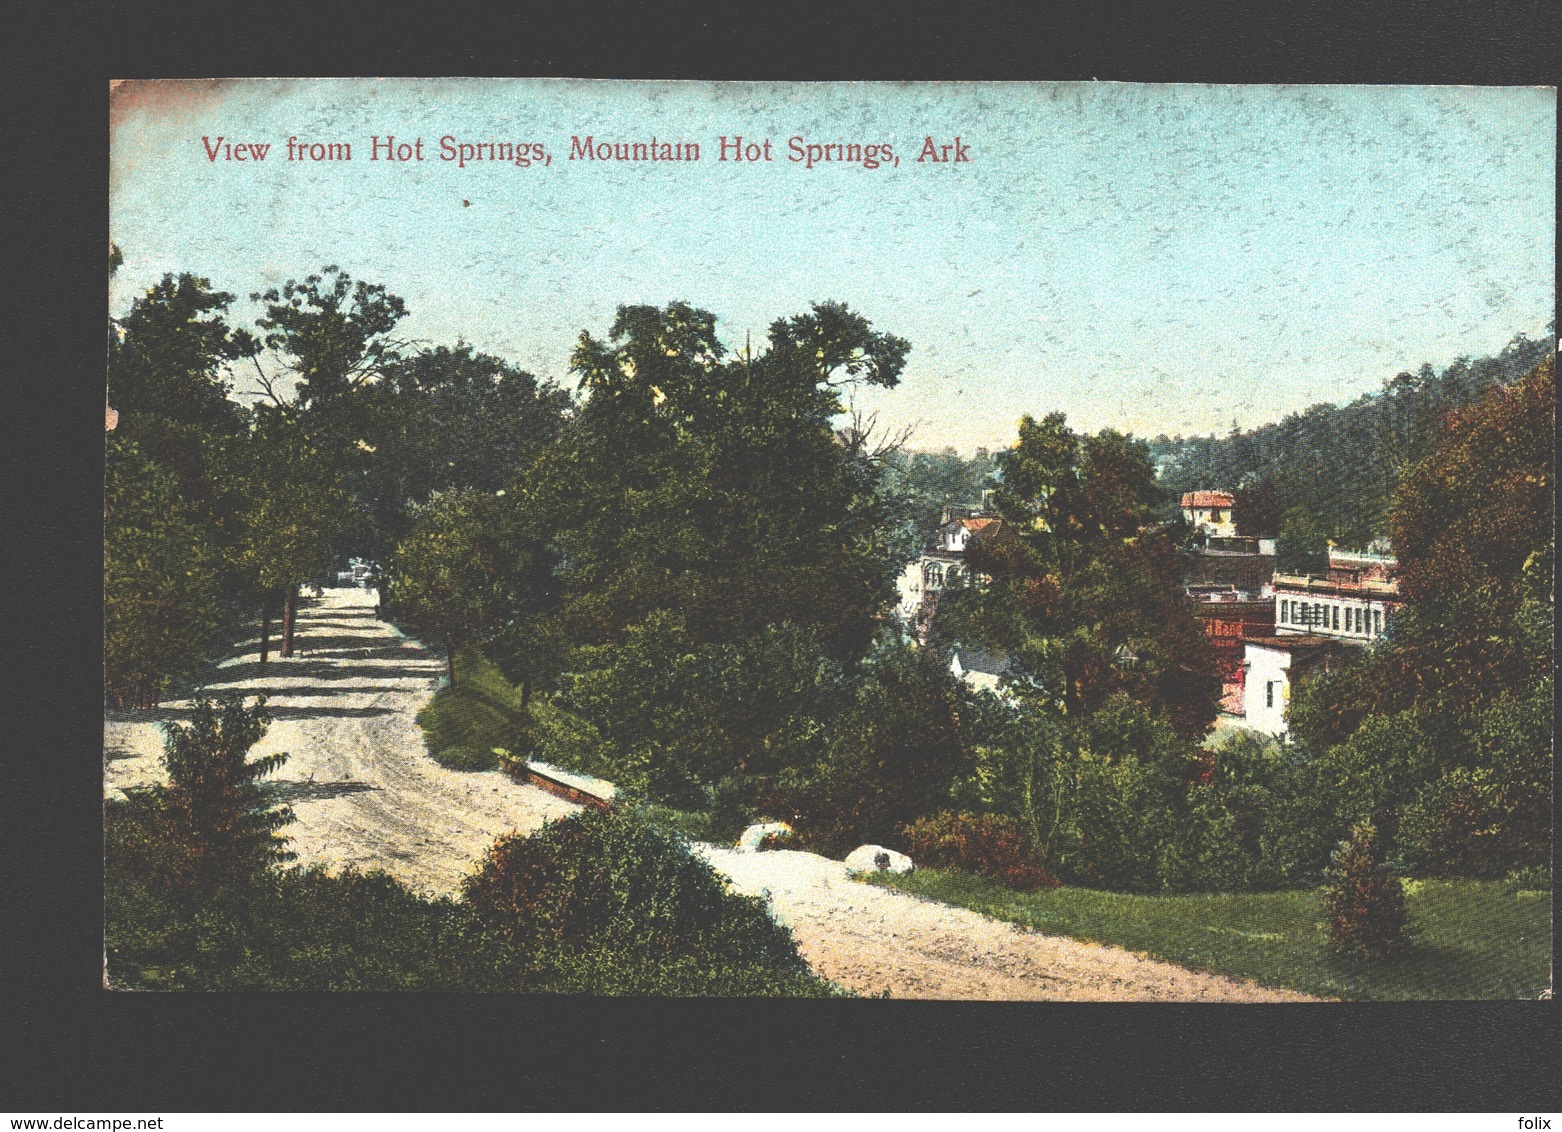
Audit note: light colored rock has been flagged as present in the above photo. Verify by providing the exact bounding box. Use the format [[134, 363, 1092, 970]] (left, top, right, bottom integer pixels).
[[737, 821, 793, 852], [844, 844, 914, 874]]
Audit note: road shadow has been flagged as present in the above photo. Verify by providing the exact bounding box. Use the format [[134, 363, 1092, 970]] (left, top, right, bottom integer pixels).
[[258, 633, 416, 655], [195, 683, 415, 700], [296, 645, 440, 663], [206, 659, 441, 684], [115, 702, 402, 722], [265, 779, 378, 802], [103, 743, 142, 763]]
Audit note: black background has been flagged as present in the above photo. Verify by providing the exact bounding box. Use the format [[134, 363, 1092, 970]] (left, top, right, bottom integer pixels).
[[8, 0, 1559, 1112]]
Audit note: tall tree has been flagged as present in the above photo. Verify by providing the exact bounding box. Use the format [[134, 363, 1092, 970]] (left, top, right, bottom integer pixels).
[[105, 436, 222, 708], [230, 419, 360, 659], [386, 488, 543, 689], [950, 413, 1220, 739], [109, 273, 255, 435], [354, 343, 571, 561], [250, 266, 409, 410], [240, 267, 410, 649], [522, 299, 910, 667]]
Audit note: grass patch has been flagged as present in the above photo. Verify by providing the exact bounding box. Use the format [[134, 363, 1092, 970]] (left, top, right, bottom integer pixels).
[[415, 648, 524, 771], [625, 798, 756, 847], [871, 870, 1551, 1000]]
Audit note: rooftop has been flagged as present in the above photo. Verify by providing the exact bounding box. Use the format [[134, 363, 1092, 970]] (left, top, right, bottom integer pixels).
[[1182, 491, 1235, 509], [1272, 573, 1401, 597], [960, 516, 1003, 535], [1243, 635, 1337, 651], [949, 643, 1012, 677]]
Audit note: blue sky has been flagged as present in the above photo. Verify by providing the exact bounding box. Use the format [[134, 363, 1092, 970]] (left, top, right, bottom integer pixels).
[[110, 79, 1555, 451]]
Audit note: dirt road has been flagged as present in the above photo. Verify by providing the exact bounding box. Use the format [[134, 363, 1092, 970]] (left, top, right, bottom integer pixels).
[[105, 587, 1315, 999], [104, 586, 577, 896], [695, 845, 1318, 1001]]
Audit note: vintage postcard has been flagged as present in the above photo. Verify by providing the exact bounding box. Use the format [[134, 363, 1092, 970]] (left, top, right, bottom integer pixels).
[[105, 79, 1554, 999]]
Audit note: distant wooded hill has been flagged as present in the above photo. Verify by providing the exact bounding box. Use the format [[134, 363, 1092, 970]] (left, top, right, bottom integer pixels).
[[1147, 328, 1554, 572]]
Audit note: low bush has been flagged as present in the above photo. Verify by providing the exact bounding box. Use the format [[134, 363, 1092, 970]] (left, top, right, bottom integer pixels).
[[106, 797, 533, 991], [436, 744, 498, 772], [903, 811, 1060, 891], [106, 797, 843, 996], [416, 648, 524, 770], [462, 809, 816, 975], [1502, 862, 1551, 893], [627, 789, 757, 848]]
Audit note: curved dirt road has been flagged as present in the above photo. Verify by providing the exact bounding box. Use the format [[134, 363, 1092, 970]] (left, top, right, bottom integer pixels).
[[104, 586, 577, 896], [695, 845, 1318, 1001], [105, 587, 1315, 999]]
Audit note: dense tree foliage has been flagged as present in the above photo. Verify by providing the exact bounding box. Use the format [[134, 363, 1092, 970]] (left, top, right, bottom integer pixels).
[[941, 412, 1221, 740], [105, 247, 1551, 909], [356, 344, 570, 560], [878, 446, 998, 560], [109, 273, 254, 436], [1151, 330, 1552, 570], [387, 488, 549, 688], [1290, 354, 1554, 878], [517, 300, 907, 668], [105, 437, 222, 708]]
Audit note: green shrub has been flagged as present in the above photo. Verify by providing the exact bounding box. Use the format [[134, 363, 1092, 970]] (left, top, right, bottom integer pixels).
[[763, 640, 971, 857], [1502, 863, 1551, 892], [1321, 820, 1410, 960], [903, 811, 1059, 891], [415, 648, 526, 768], [626, 786, 757, 847], [106, 798, 842, 996], [525, 697, 622, 783], [436, 744, 498, 772], [105, 797, 534, 991], [462, 809, 813, 974]]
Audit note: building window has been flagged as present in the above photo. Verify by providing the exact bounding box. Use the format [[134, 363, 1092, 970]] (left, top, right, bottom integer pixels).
[[1266, 681, 1274, 708], [1373, 608, 1382, 635], [1332, 605, 1339, 631]]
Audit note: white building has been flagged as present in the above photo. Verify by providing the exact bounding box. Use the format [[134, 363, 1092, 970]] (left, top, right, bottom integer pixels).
[[948, 644, 1013, 697], [1271, 546, 1401, 643], [894, 551, 970, 622], [1240, 635, 1340, 737], [1181, 491, 1237, 538], [895, 513, 1005, 633], [936, 515, 1003, 554]]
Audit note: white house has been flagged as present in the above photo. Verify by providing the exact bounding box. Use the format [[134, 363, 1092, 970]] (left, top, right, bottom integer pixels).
[[936, 515, 1004, 554], [896, 513, 1005, 634], [895, 551, 969, 623], [1240, 635, 1339, 737], [1181, 491, 1237, 538], [948, 644, 1012, 696]]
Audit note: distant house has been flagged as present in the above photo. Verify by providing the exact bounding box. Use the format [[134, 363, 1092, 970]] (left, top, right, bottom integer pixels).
[[895, 508, 1007, 634], [1240, 635, 1344, 737], [935, 515, 1004, 554], [948, 643, 1012, 696], [1271, 545, 1400, 643], [1181, 491, 1237, 538], [1178, 491, 1275, 596]]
